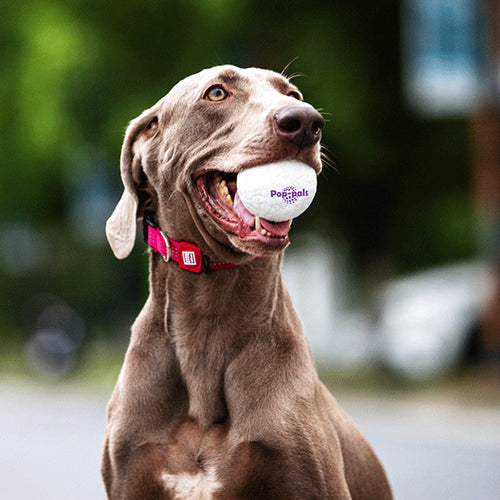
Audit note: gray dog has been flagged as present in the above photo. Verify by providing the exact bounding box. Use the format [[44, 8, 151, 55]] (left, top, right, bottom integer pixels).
[[103, 65, 392, 499]]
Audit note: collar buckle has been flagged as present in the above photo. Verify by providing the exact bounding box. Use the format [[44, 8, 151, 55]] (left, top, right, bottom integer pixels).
[[158, 230, 171, 263]]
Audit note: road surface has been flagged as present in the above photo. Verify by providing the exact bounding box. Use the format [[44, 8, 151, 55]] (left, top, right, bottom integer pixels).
[[1, 382, 499, 499]]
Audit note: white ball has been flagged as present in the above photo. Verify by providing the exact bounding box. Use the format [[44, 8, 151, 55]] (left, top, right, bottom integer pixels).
[[236, 160, 317, 222]]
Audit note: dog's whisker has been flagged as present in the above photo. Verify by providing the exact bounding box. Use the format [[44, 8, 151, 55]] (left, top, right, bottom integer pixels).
[[281, 56, 300, 77], [286, 72, 306, 81]]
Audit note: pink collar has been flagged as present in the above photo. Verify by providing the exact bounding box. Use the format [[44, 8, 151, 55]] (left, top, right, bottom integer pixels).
[[143, 217, 238, 273]]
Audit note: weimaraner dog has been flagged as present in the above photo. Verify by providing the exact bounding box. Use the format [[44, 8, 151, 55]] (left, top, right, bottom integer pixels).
[[103, 65, 392, 499]]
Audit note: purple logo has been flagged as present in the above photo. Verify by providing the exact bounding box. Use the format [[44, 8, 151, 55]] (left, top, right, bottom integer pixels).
[[270, 186, 308, 204]]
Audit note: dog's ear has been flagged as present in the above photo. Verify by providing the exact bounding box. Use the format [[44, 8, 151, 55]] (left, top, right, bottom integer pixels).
[[106, 110, 159, 259]]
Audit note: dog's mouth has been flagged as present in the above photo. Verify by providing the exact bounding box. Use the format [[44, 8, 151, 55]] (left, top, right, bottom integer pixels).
[[195, 170, 292, 247]]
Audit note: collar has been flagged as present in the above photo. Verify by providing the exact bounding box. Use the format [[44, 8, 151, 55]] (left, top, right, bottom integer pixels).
[[142, 215, 238, 273]]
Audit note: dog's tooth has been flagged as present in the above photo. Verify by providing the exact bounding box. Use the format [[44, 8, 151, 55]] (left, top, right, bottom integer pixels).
[[261, 229, 266, 235], [255, 215, 261, 231], [289, 219, 293, 227], [225, 194, 233, 205], [221, 185, 229, 196]]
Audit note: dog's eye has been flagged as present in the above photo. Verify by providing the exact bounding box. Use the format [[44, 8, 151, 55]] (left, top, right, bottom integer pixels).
[[287, 90, 302, 100], [205, 86, 228, 102]]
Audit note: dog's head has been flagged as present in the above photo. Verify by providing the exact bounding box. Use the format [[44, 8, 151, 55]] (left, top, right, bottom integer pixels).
[[106, 65, 324, 260]]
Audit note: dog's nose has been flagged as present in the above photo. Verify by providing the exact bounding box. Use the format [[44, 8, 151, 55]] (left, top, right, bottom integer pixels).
[[274, 105, 325, 149]]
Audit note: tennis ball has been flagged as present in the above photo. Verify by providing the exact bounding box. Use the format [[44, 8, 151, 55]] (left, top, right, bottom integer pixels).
[[236, 160, 317, 222]]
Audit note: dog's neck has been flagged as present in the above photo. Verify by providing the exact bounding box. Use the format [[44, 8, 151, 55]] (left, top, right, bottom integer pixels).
[[147, 250, 289, 426], [148, 250, 284, 317]]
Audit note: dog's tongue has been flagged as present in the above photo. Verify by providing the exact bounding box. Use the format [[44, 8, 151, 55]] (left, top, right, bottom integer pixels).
[[234, 192, 290, 236], [260, 217, 290, 236], [234, 192, 255, 227]]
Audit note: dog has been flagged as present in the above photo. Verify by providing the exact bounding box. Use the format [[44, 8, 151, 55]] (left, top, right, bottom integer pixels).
[[102, 65, 392, 499]]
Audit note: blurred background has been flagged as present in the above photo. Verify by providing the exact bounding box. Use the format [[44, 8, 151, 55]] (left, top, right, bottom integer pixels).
[[1, 0, 499, 499]]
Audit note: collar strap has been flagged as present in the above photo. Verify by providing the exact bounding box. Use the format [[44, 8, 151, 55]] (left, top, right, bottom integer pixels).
[[142, 217, 238, 273]]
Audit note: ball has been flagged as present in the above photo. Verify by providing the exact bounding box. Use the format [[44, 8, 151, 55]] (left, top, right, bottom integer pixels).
[[236, 160, 317, 222]]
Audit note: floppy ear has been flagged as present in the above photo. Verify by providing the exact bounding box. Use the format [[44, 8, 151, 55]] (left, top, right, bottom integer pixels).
[[106, 109, 158, 259], [105, 189, 138, 259]]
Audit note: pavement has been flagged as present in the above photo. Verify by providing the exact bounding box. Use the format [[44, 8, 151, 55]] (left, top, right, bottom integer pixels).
[[1, 380, 499, 500], [339, 394, 500, 500]]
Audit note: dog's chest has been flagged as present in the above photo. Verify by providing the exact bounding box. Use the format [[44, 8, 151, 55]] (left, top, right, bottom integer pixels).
[[161, 465, 221, 500], [160, 419, 229, 499]]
